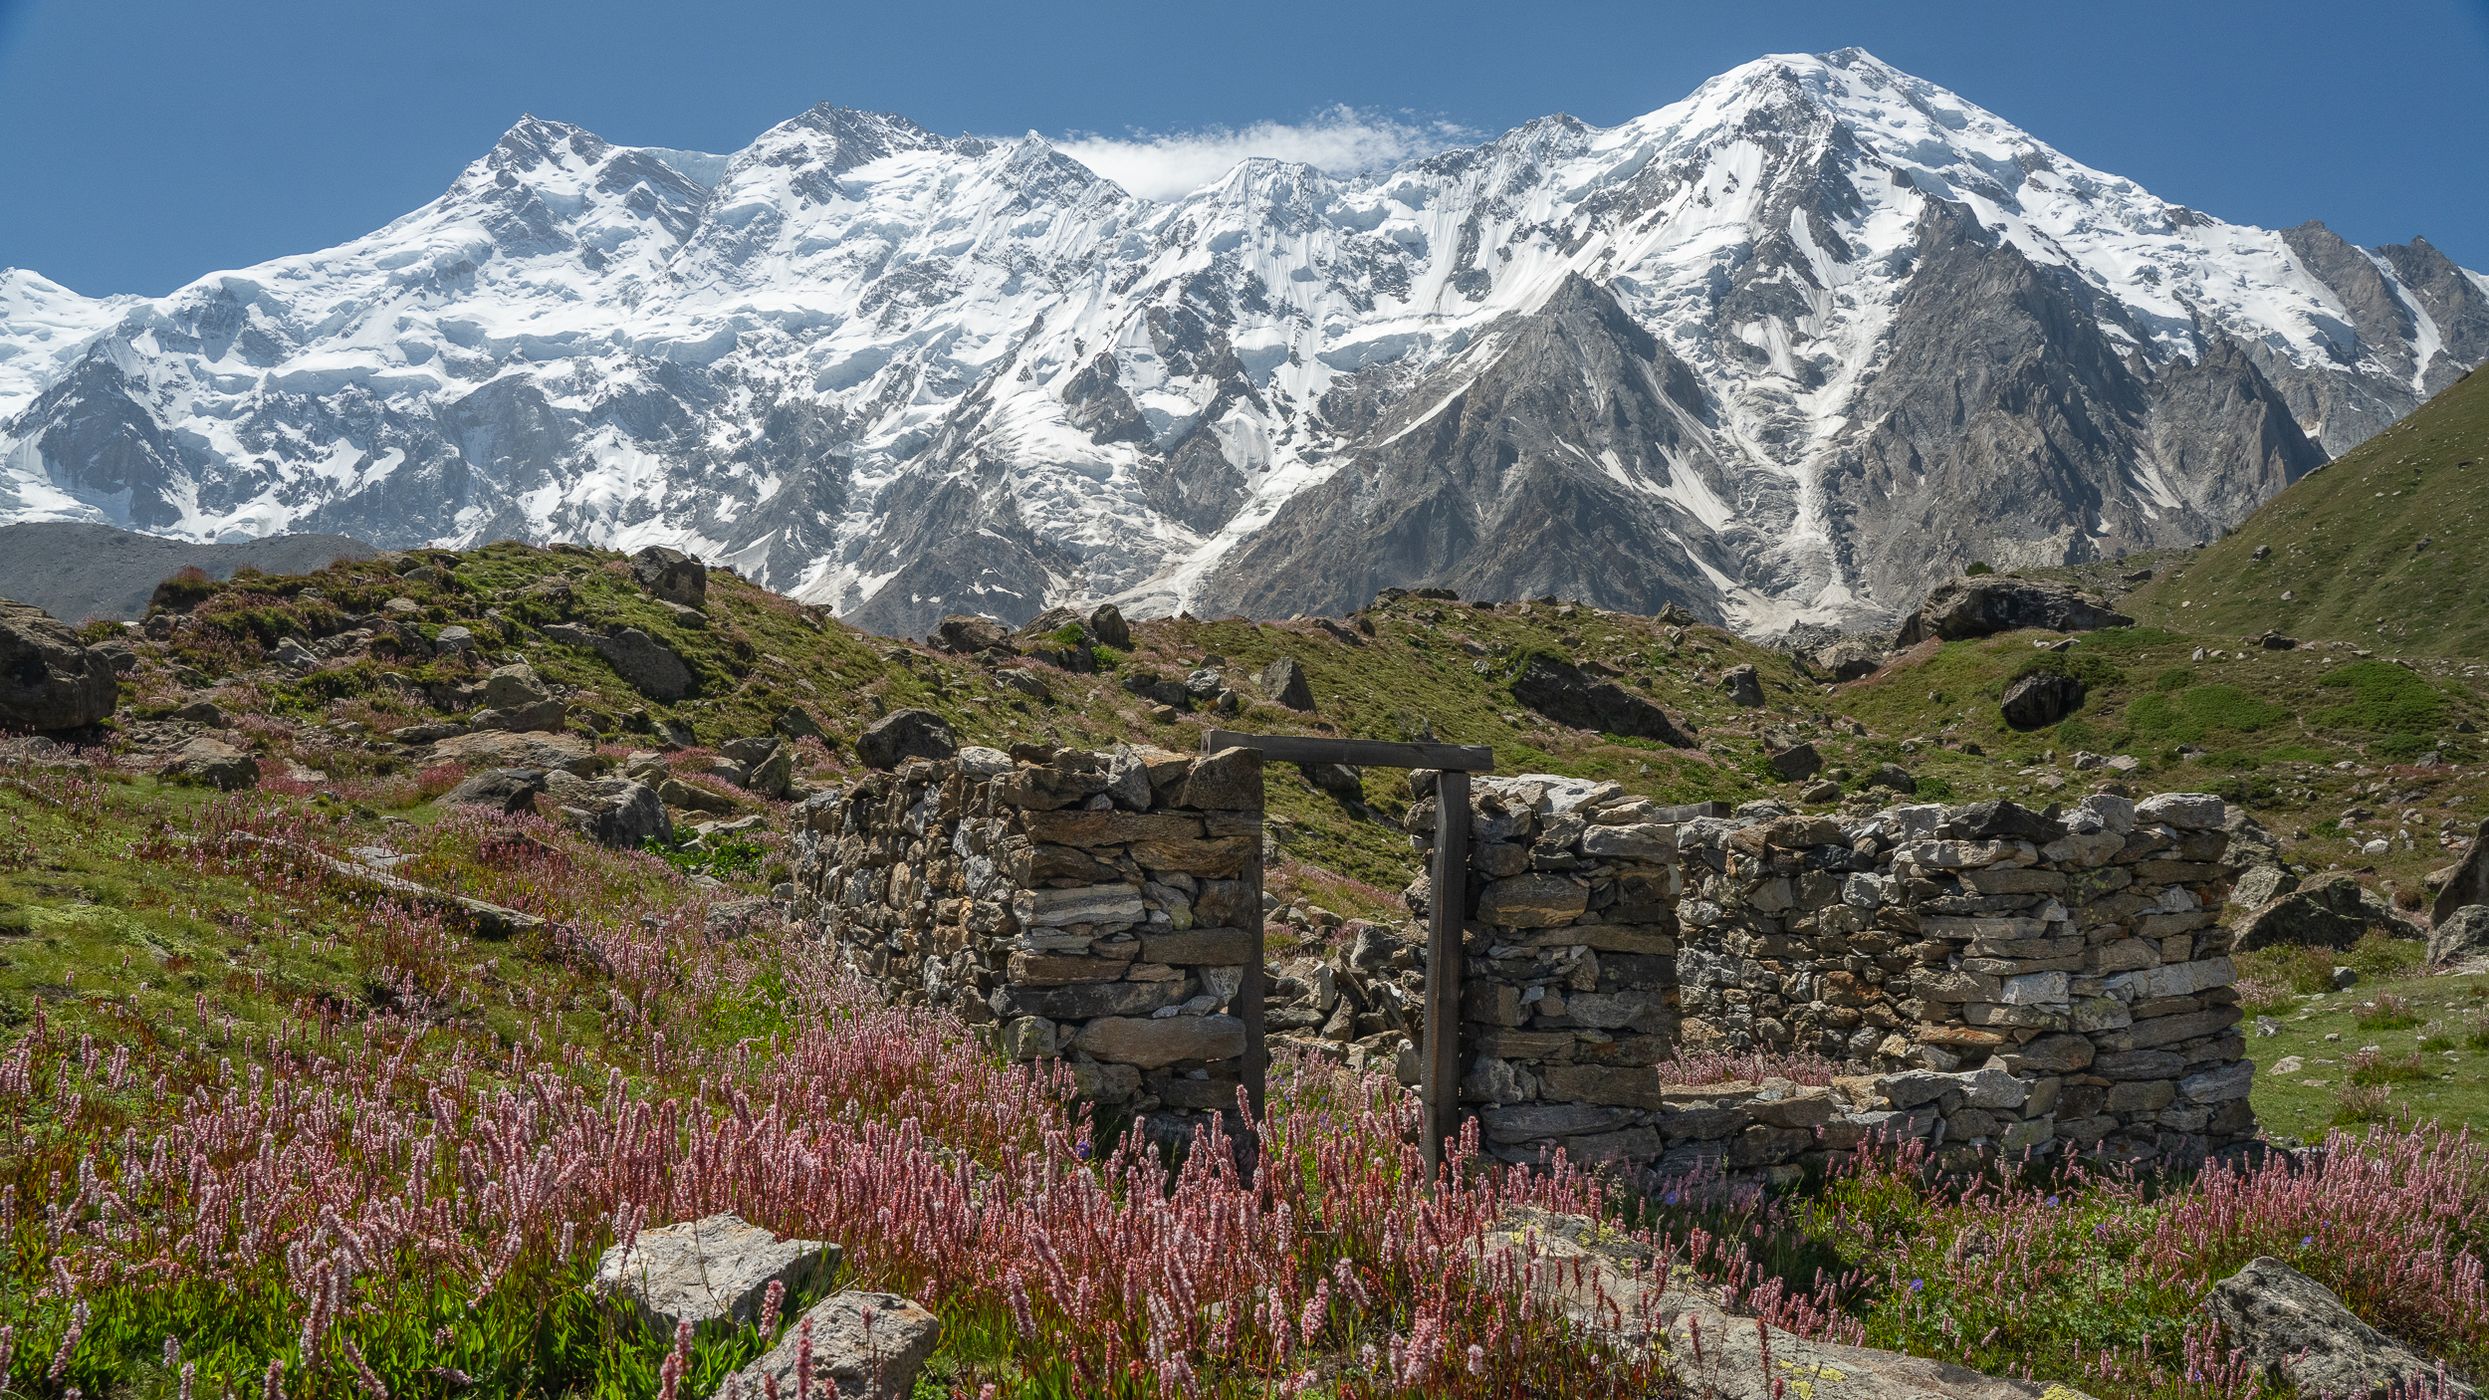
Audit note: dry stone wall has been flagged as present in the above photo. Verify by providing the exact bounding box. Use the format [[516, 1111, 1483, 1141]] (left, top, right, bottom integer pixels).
[[790, 743, 1263, 1127], [1402, 775, 1688, 1169], [793, 736, 2256, 1181], [1413, 780, 2255, 1183]]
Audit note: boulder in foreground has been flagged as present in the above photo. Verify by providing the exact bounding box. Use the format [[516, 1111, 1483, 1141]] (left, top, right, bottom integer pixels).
[[0, 599, 118, 733], [727, 1290, 940, 1400], [591, 1212, 836, 1337], [2204, 1256, 2477, 1400]]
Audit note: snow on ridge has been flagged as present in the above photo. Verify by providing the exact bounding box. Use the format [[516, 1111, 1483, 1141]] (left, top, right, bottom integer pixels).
[[0, 50, 2477, 636]]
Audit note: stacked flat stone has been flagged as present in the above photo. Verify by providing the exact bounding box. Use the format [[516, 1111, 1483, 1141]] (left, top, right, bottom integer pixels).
[[1673, 791, 2253, 1168], [790, 742, 1262, 1126], [1403, 775, 1686, 1170]]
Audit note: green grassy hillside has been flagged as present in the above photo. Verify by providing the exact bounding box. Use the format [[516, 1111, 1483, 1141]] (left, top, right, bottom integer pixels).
[[2130, 368, 2489, 654]]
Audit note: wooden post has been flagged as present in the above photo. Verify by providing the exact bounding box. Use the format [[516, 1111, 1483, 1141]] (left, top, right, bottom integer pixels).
[[1240, 805, 1268, 1127], [1422, 768, 1469, 1180]]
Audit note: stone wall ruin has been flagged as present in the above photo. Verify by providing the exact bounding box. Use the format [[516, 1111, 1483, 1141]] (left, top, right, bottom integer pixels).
[[790, 743, 1264, 1130], [793, 739, 2257, 1181]]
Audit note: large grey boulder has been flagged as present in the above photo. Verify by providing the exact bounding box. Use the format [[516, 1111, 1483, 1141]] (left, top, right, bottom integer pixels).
[[1509, 654, 1692, 747], [542, 772, 672, 848], [2433, 819, 2489, 925], [629, 546, 707, 609], [591, 1213, 836, 1337], [162, 735, 259, 790], [443, 767, 547, 814], [1720, 663, 1765, 708], [2205, 1256, 2476, 1399], [927, 614, 1008, 655], [1258, 655, 1315, 711], [1083, 603, 1131, 649], [2236, 873, 2420, 951], [429, 729, 598, 775], [1479, 1208, 2093, 1399], [592, 627, 696, 701], [2000, 670, 2085, 729], [0, 599, 118, 733], [2428, 904, 2489, 971], [1895, 577, 2132, 646], [726, 1291, 940, 1400], [857, 709, 956, 769]]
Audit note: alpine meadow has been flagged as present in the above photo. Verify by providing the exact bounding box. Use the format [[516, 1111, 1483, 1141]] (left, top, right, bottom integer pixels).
[[4, 18, 2489, 1400]]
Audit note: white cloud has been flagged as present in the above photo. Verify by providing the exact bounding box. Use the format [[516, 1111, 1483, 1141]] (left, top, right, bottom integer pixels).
[[1053, 106, 1472, 202]]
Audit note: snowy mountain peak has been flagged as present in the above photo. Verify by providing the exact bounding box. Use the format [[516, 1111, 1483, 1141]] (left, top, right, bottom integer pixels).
[[2, 53, 2482, 639]]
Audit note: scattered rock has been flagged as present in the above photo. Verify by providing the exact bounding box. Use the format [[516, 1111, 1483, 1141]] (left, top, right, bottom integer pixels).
[[1895, 577, 2133, 646], [1863, 763, 1918, 795], [2427, 904, 2489, 971], [742, 741, 795, 799], [1258, 656, 1315, 711], [591, 1213, 837, 1337], [429, 729, 598, 775], [163, 735, 259, 790], [542, 772, 671, 848], [2205, 1257, 2476, 1400], [588, 627, 697, 701], [0, 599, 118, 733], [928, 614, 1009, 655], [857, 710, 956, 769], [1509, 654, 1692, 747], [1298, 761, 1363, 799], [2000, 670, 2086, 729], [443, 767, 547, 813], [165, 699, 225, 728], [1720, 663, 1764, 708], [772, 706, 823, 740], [1083, 603, 1131, 649], [1766, 742, 1822, 782], [725, 1292, 940, 1400], [629, 546, 707, 609]]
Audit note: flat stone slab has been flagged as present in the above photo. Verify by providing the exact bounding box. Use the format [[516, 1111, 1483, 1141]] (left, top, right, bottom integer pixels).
[[727, 1290, 940, 1400], [591, 1213, 838, 1336]]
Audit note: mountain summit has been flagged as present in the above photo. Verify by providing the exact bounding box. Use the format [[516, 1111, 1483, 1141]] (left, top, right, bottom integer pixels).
[[3, 50, 2482, 636]]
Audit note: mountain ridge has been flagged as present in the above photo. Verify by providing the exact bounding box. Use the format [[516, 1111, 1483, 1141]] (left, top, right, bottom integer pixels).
[[4, 49, 2483, 638]]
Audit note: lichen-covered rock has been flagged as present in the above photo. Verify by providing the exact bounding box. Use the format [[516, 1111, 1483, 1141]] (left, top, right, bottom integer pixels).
[[543, 772, 671, 848], [856, 709, 956, 769], [629, 545, 707, 609], [726, 1291, 939, 1400], [1258, 655, 1315, 711], [163, 735, 258, 790], [2428, 904, 2489, 971], [591, 1213, 836, 1336], [2205, 1257, 2477, 1400]]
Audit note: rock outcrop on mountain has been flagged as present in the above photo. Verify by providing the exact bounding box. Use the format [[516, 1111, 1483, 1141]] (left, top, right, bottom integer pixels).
[[3, 52, 2482, 637]]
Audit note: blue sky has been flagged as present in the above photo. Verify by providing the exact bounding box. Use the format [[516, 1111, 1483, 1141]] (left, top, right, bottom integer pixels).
[[3, 0, 2485, 296]]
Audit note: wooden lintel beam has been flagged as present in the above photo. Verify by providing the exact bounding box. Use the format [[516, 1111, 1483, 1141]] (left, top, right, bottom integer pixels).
[[1200, 729, 1495, 774]]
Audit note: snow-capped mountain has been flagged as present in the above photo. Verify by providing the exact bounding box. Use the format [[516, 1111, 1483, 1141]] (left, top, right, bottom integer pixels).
[[5, 50, 2484, 637]]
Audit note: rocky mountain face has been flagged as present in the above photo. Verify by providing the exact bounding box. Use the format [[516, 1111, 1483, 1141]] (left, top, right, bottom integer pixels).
[[3, 51, 2483, 638]]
